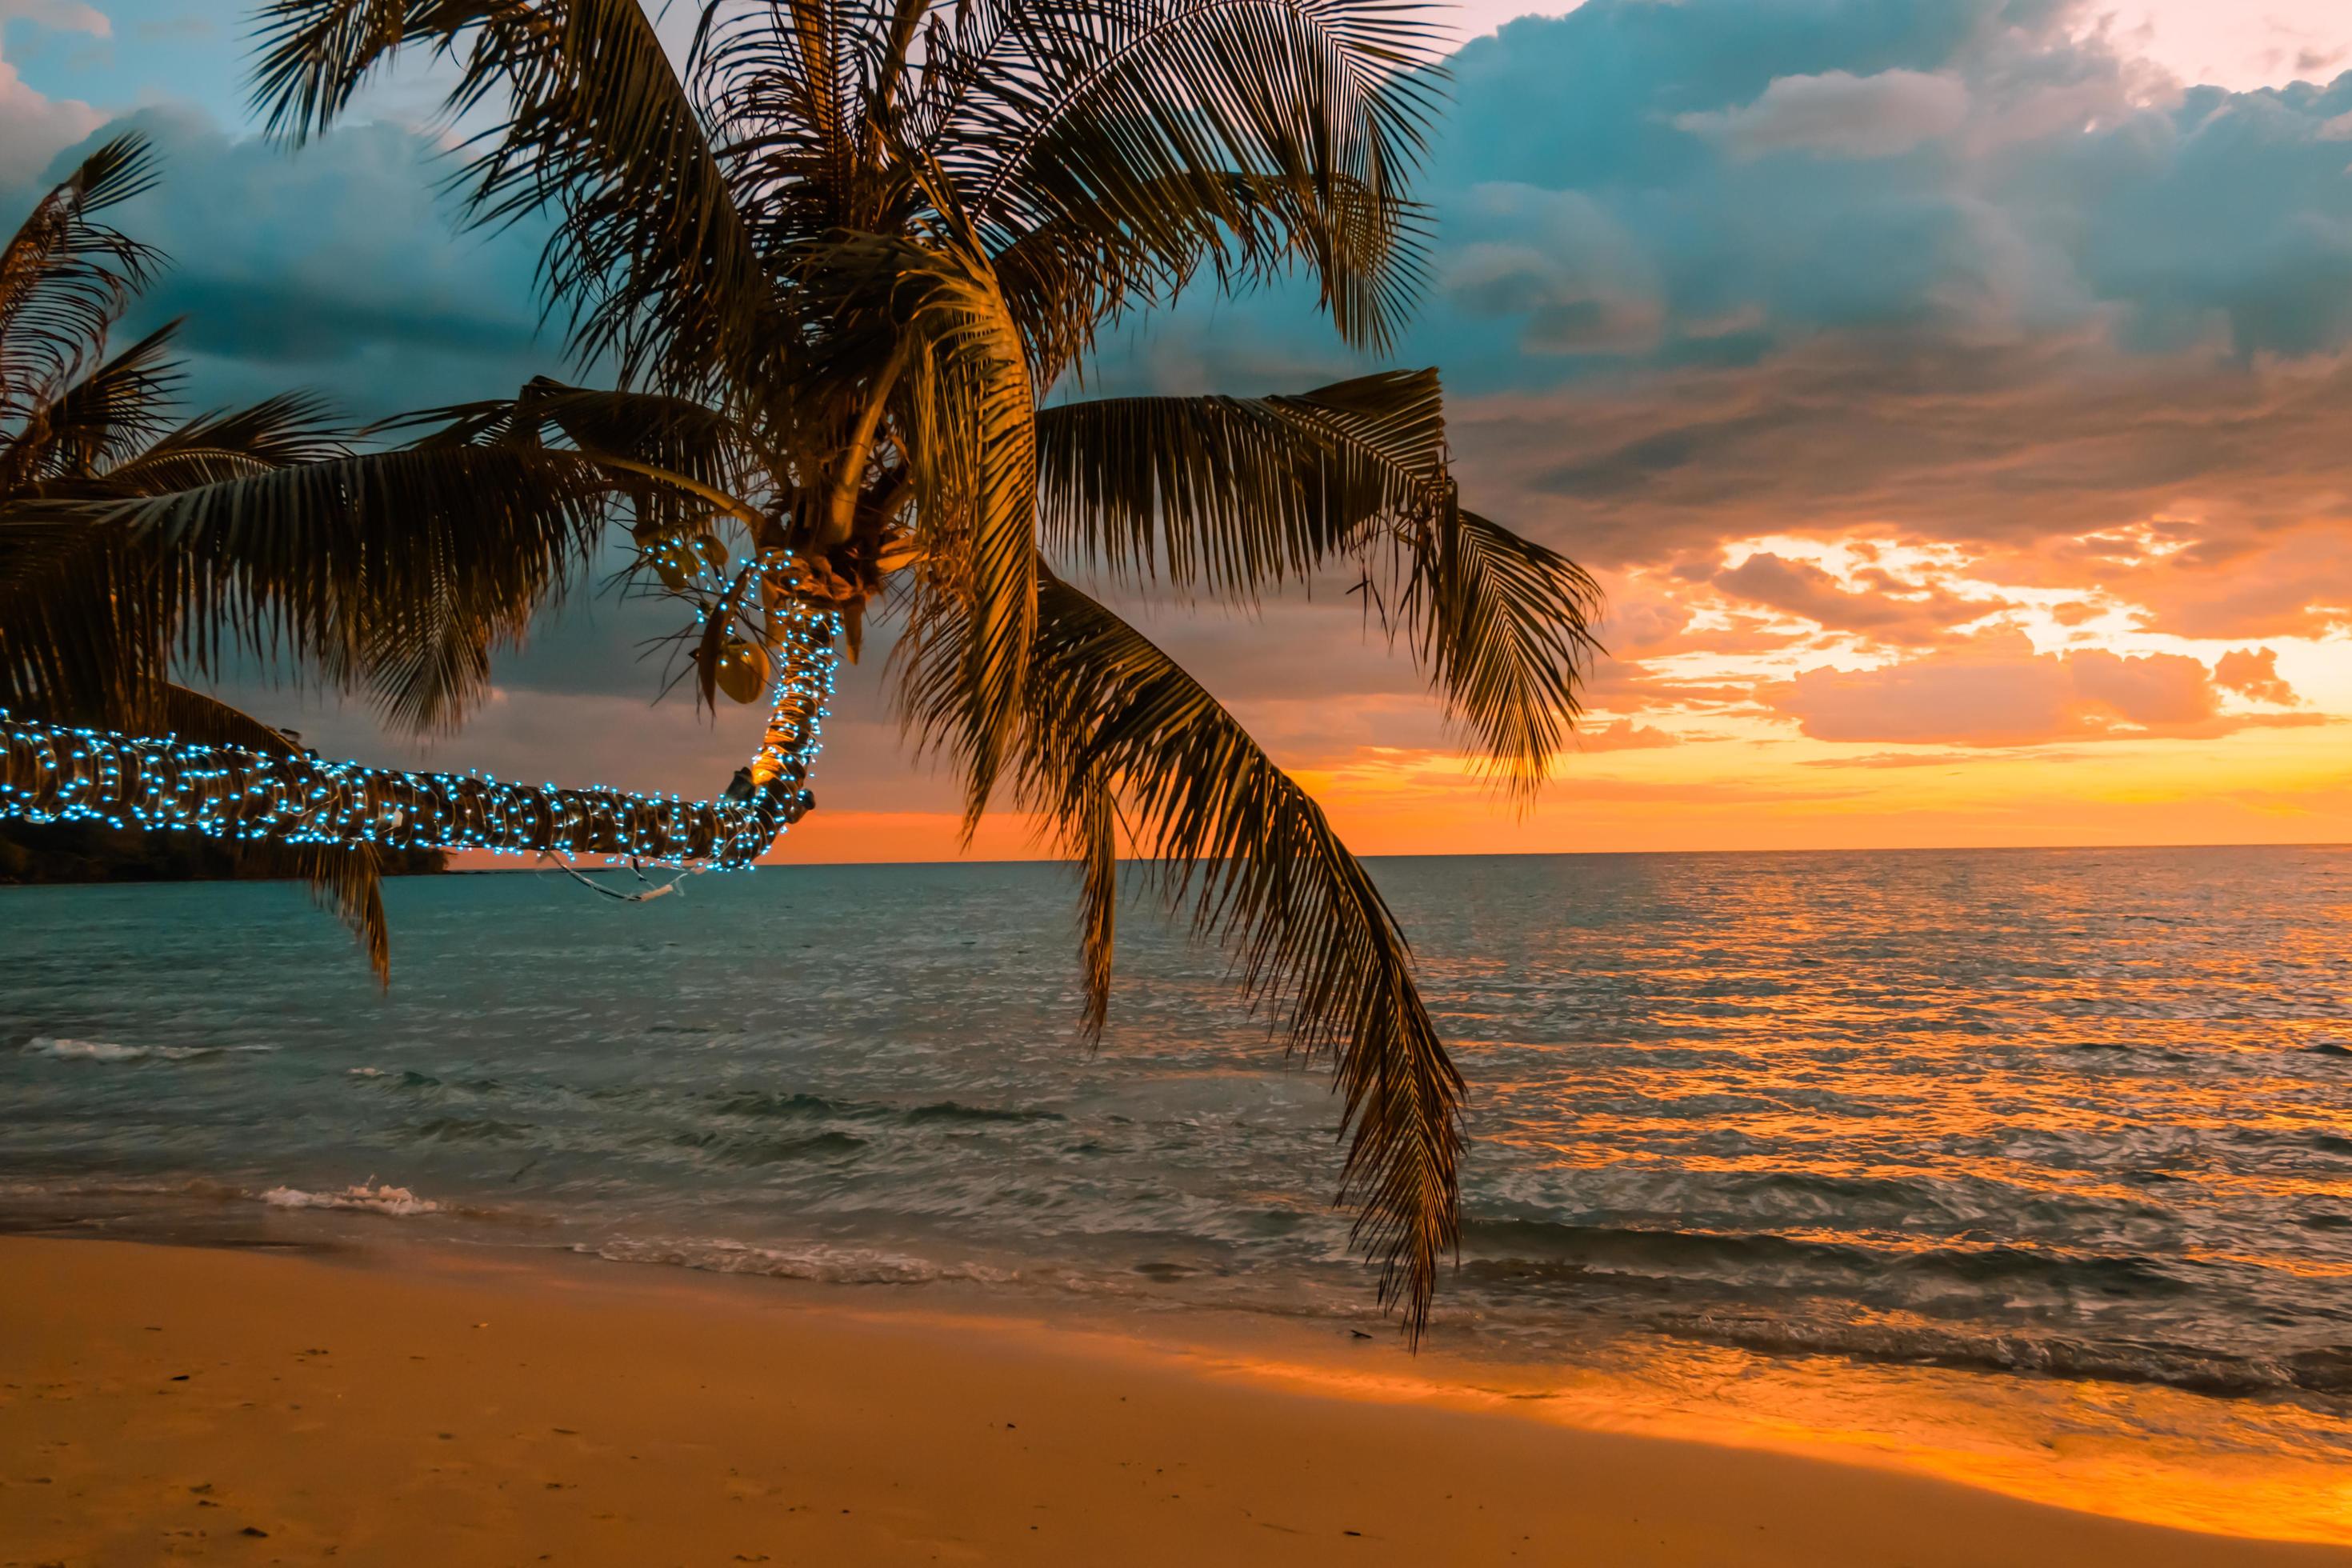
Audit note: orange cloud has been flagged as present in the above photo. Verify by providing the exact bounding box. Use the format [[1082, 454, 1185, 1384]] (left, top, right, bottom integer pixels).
[[2214, 647, 2298, 706], [1714, 550, 2003, 644], [1574, 719, 1682, 752], [1769, 633, 2329, 747]]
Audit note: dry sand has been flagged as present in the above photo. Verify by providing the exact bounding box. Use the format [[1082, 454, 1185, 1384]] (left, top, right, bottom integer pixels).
[[2, 1234, 2343, 1566]]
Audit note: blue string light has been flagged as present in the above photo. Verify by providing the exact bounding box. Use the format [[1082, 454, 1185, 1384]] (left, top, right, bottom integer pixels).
[[0, 599, 841, 873]]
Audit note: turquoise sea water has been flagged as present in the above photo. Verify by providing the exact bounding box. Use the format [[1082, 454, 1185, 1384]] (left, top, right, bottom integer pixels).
[[4, 847, 2349, 1488]]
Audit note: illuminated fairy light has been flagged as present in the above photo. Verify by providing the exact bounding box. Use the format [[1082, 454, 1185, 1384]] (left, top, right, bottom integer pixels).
[[0, 598, 841, 873]]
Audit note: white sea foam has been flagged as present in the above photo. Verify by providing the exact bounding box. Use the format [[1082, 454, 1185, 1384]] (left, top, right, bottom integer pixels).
[[346, 1066, 388, 1078], [261, 1182, 441, 1218], [584, 1234, 1016, 1286], [25, 1036, 269, 1063]]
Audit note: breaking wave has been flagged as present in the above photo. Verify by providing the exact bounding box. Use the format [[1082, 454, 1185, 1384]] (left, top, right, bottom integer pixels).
[[26, 1036, 274, 1064]]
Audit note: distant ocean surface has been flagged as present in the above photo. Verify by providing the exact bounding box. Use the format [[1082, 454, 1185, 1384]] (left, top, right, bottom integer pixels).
[[6, 847, 2350, 1507]]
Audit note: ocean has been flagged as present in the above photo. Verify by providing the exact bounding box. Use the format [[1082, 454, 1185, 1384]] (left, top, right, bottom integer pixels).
[[5, 846, 2348, 1530]]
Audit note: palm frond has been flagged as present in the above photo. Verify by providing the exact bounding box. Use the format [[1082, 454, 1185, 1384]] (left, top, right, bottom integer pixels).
[[0, 132, 162, 433], [1039, 369, 1602, 797], [810, 228, 1037, 815], [2, 390, 350, 724], [4, 445, 618, 735], [0, 507, 160, 722], [930, 0, 1442, 352], [153, 682, 393, 984], [100, 390, 350, 495], [389, 376, 765, 538], [253, 0, 772, 388], [1403, 509, 1602, 800], [1069, 758, 1119, 1040], [1036, 367, 1446, 599], [2, 322, 182, 490], [922, 566, 1464, 1338], [992, 168, 1403, 385], [694, 0, 862, 220]]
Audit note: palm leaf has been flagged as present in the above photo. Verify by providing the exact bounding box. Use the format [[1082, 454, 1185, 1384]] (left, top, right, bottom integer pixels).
[[389, 376, 766, 541], [1036, 367, 1446, 598], [809, 227, 1037, 815], [100, 390, 350, 495], [1404, 509, 1602, 800], [1038, 370, 1602, 796], [929, 0, 1441, 352], [916, 566, 1464, 1338], [153, 682, 394, 984], [4, 444, 618, 734], [253, 0, 772, 388], [2, 322, 182, 492], [0, 132, 161, 433], [992, 168, 1404, 385]]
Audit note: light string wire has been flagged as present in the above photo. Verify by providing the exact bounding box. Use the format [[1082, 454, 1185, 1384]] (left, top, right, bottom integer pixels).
[[0, 599, 842, 874]]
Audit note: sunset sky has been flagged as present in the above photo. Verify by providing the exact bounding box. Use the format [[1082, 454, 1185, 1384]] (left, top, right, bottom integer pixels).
[[6, 0, 2350, 859]]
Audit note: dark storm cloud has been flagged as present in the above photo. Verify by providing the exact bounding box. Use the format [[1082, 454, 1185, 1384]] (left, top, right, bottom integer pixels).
[[12, 109, 565, 421]]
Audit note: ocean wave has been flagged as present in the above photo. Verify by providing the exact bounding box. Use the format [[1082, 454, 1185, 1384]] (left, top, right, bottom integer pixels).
[[709, 1089, 1063, 1126], [584, 1234, 1018, 1286], [25, 1035, 273, 1064], [346, 1069, 515, 1099], [260, 1182, 442, 1217], [1458, 1217, 2189, 1295], [710, 1090, 856, 1118], [669, 1128, 867, 1164], [904, 1101, 1066, 1126], [411, 1117, 534, 1143]]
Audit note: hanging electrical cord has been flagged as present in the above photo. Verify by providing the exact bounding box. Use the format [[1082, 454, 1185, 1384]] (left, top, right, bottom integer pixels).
[[542, 850, 701, 902], [533, 582, 838, 907]]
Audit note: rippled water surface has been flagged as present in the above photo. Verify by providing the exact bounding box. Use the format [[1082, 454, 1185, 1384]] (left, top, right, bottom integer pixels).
[[5, 847, 2350, 1506]]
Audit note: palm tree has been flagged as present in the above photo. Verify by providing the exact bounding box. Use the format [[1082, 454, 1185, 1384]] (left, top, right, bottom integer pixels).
[[0, 134, 770, 974], [6, 2, 1607, 1334]]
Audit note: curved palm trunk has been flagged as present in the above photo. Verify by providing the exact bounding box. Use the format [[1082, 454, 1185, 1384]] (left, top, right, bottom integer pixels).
[[0, 612, 839, 871]]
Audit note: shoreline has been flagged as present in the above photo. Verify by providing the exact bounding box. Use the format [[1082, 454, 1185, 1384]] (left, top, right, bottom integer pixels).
[[3, 1234, 2345, 1566]]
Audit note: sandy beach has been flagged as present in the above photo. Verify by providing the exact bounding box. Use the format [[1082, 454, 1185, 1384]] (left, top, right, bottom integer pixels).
[[1, 1235, 2342, 1567]]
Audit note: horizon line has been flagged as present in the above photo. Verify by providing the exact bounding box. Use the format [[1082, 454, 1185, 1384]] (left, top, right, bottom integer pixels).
[[439, 838, 2352, 873]]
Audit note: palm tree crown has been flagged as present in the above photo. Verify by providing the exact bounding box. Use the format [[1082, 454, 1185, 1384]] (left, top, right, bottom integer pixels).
[[6, 3, 1607, 1336]]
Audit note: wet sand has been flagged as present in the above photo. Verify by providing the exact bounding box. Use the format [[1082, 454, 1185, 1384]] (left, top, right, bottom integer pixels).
[[2, 1234, 2344, 1566]]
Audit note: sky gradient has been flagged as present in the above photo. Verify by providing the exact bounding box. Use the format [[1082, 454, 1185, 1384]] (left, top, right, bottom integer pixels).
[[5, 0, 2349, 860]]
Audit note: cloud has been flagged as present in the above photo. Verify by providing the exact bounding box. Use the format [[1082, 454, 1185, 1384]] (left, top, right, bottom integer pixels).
[[1439, 185, 1666, 355], [1771, 632, 2331, 746], [0, 36, 98, 186], [1117, 0, 2352, 389], [1712, 550, 2000, 643], [1574, 718, 1681, 752], [2213, 646, 2299, 703], [1415, 0, 2352, 370], [1675, 70, 1971, 160], [7, 110, 566, 420], [0, 0, 110, 37], [1799, 749, 2068, 769], [1438, 332, 2352, 643]]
